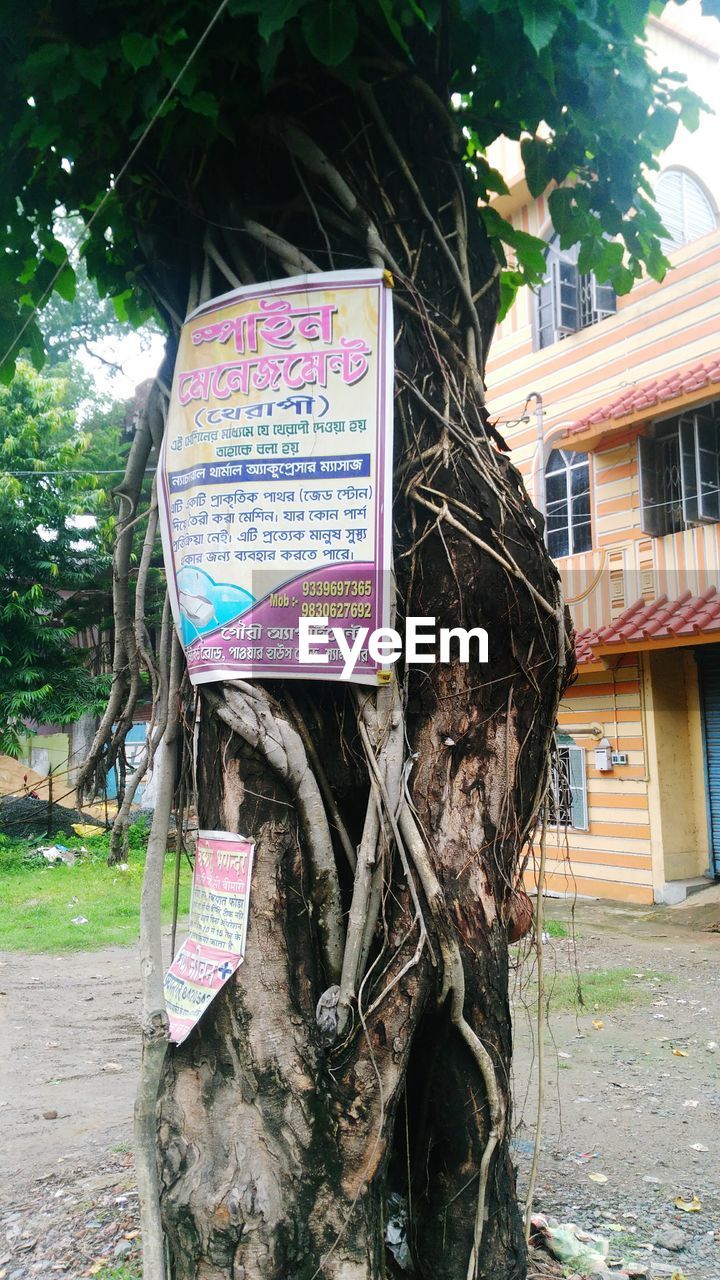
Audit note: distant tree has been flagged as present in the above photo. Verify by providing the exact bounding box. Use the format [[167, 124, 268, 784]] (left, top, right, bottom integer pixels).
[[0, 360, 111, 754], [6, 244, 164, 771], [40, 253, 132, 370], [40, 235, 162, 384]]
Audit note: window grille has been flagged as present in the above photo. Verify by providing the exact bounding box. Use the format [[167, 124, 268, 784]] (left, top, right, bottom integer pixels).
[[535, 236, 617, 350], [548, 737, 588, 830], [545, 448, 592, 558], [639, 404, 720, 537]]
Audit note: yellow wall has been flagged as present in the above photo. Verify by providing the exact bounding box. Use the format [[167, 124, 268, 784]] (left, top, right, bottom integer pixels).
[[541, 660, 656, 903], [643, 650, 710, 881], [524, 649, 711, 902], [483, 11, 720, 902], [20, 732, 70, 781]]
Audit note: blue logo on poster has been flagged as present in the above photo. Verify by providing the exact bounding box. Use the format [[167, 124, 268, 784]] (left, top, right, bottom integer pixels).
[[176, 566, 254, 644]]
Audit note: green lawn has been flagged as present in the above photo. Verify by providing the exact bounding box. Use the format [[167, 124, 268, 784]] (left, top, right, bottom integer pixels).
[[544, 918, 568, 939], [545, 966, 667, 1014], [0, 824, 191, 952], [94, 1266, 141, 1280]]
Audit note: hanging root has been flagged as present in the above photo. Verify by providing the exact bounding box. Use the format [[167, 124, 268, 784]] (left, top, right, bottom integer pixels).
[[75, 373, 170, 816], [134, 632, 183, 1280], [397, 797, 505, 1279], [524, 792, 549, 1241], [334, 679, 406, 1037], [206, 680, 345, 983]]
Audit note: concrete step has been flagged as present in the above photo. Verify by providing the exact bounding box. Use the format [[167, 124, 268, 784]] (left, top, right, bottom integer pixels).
[[657, 875, 714, 906]]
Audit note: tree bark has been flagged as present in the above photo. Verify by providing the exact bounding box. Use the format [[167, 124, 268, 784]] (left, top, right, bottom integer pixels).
[[96, 59, 571, 1280]]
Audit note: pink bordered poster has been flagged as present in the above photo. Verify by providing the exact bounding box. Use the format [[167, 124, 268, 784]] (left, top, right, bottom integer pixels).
[[158, 268, 394, 686], [164, 830, 254, 1045]]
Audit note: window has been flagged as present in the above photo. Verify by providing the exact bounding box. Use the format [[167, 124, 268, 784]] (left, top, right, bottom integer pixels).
[[548, 735, 587, 830], [545, 448, 592, 558], [638, 402, 720, 537], [534, 236, 616, 350], [655, 169, 716, 254]]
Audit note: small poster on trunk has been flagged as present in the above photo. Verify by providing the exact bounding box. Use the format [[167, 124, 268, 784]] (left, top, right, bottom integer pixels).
[[164, 830, 254, 1045], [158, 267, 394, 686]]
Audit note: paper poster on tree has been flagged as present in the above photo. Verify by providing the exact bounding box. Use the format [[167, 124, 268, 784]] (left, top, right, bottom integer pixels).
[[158, 268, 394, 685], [164, 831, 254, 1046]]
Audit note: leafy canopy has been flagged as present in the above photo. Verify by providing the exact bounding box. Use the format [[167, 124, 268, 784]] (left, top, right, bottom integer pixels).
[[0, 0, 718, 376], [0, 361, 113, 754]]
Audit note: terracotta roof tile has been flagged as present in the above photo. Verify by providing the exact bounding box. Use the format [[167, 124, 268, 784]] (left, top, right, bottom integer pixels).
[[566, 356, 720, 437], [573, 629, 598, 665], [575, 587, 720, 662]]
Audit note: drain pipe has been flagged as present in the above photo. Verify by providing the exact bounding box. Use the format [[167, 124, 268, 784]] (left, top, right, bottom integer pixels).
[[565, 723, 604, 739], [527, 391, 545, 520]]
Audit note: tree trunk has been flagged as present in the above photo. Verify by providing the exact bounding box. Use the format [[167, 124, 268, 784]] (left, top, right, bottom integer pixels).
[[160, 711, 428, 1280], [96, 58, 570, 1280]]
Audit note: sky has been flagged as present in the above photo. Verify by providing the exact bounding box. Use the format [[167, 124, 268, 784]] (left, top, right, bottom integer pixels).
[[79, 327, 166, 400]]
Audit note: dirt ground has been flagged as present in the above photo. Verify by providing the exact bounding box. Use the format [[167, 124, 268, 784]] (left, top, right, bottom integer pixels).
[[0, 902, 719, 1278], [512, 892, 720, 1279]]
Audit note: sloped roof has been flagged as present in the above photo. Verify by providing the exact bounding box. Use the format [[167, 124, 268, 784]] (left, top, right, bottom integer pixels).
[[574, 629, 600, 665], [565, 356, 720, 439], [575, 587, 720, 662]]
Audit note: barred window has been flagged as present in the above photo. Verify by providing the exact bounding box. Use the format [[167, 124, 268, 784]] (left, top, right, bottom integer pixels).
[[638, 402, 720, 537], [548, 736, 588, 830], [545, 448, 592, 559], [534, 236, 616, 351]]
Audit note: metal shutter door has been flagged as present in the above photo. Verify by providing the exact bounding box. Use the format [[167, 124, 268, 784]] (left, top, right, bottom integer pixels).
[[698, 646, 720, 877]]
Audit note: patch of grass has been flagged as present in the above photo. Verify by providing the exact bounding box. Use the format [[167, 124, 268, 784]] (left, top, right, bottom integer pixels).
[[94, 1266, 141, 1280], [544, 918, 568, 939], [546, 967, 666, 1014], [0, 824, 191, 952]]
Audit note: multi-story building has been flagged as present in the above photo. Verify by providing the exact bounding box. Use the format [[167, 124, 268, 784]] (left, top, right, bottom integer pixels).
[[486, 3, 720, 903]]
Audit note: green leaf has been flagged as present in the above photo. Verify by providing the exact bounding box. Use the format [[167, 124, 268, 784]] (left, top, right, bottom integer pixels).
[[521, 137, 552, 198], [611, 264, 636, 295], [645, 104, 679, 151], [480, 207, 546, 280], [301, 0, 359, 66], [257, 0, 303, 41], [184, 90, 219, 119], [257, 29, 285, 87], [613, 0, 648, 39], [23, 42, 70, 73], [53, 263, 77, 304], [548, 187, 579, 240], [29, 122, 61, 150], [474, 156, 510, 195], [517, 0, 559, 53], [164, 27, 189, 46], [498, 270, 524, 321], [376, 0, 411, 53], [577, 234, 601, 276], [73, 47, 107, 87], [675, 86, 705, 134], [111, 292, 129, 323], [25, 321, 46, 371], [51, 72, 81, 103], [592, 239, 624, 283], [121, 33, 156, 70]]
